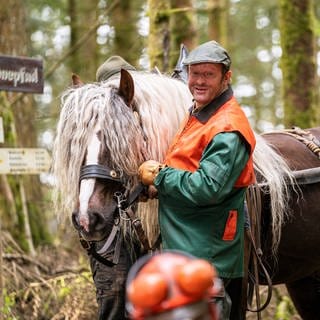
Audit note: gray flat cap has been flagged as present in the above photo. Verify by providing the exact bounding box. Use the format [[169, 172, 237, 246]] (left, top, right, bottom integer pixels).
[[96, 55, 136, 81], [183, 41, 231, 69]]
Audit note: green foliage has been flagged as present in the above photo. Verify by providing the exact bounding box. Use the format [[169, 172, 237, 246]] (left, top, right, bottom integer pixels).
[[0, 289, 18, 320], [275, 295, 296, 320]]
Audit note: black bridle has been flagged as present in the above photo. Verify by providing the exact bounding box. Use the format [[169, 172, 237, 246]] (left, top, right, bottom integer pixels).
[[78, 163, 150, 267]]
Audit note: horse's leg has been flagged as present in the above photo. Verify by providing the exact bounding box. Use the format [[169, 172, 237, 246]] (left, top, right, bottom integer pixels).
[[285, 273, 320, 320], [89, 242, 138, 320], [90, 255, 128, 320]]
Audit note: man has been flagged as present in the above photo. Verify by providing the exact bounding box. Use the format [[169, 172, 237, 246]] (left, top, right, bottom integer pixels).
[[138, 40, 256, 319], [96, 55, 136, 81]]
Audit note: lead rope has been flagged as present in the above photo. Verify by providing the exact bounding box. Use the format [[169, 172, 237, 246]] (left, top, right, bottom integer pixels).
[[245, 184, 273, 318]]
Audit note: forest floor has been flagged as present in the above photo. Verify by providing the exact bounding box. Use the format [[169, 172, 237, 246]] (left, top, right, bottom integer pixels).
[[1, 231, 301, 320]]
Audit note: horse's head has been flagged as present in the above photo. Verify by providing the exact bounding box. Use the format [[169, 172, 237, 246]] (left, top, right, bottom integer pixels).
[[53, 68, 191, 242], [70, 69, 149, 241]]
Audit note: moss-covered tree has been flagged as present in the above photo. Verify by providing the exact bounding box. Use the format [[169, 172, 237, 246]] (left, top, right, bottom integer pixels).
[[147, 0, 171, 71], [279, 0, 317, 127], [68, 0, 100, 80], [107, 0, 144, 68], [207, 0, 229, 46], [169, 0, 197, 70]]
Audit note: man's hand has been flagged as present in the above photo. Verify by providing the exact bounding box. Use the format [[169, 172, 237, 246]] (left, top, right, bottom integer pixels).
[[138, 160, 164, 185]]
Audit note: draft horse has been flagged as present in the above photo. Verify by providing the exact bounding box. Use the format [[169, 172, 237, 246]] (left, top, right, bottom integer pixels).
[[52, 69, 320, 319]]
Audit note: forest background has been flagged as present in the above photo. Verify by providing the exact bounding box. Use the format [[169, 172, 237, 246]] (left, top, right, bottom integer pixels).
[[0, 0, 319, 319]]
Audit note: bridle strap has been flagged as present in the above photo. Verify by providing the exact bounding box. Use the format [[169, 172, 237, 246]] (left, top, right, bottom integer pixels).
[[114, 184, 153, 253], [124, 183, 145, 209], [79, 236, 117, 267], [80, 164, 122, 183]]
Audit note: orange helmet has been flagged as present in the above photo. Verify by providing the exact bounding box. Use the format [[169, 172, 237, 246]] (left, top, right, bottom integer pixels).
[[126, 251, 220, 320]]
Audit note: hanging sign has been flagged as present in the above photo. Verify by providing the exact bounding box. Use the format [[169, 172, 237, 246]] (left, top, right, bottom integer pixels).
[[0, 55, 44, 93], [0, 117, 3, 143], [0, 148, 51, 174]]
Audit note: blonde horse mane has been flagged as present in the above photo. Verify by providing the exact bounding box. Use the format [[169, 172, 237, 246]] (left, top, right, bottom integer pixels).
[[52, 72, 192, 241], [253, 133, 296, 252], [52, 71, 294, 252]]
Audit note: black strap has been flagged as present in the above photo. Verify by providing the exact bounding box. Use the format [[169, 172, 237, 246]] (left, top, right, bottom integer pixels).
[[126, 183, 145, 208], [79, 237, 116, 267], [80, 164, 122, 182]]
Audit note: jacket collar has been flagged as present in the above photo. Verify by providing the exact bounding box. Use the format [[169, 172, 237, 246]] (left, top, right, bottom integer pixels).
[[189, 85, 233, 123]]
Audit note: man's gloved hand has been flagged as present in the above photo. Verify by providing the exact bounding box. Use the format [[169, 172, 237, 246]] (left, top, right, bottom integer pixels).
[[138, 160, 164, 185]]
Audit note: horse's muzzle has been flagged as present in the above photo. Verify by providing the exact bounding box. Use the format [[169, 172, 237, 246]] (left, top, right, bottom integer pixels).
[[71, 208, 115, 242]]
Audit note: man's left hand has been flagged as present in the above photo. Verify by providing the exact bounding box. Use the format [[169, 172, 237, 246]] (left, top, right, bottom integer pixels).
[[138, 160, 164, 185]]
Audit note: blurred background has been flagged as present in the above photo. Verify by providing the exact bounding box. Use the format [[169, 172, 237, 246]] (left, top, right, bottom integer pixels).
[[0, 0, 319, 318]]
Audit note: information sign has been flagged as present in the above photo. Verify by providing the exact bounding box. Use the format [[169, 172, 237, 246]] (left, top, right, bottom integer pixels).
[[0, 148, 51, 174]]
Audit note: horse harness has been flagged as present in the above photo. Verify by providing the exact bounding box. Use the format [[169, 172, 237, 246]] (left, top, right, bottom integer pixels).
[[78, 164, 153, 267], [245, 126, 320, 319], [264, 126, 320, 184]]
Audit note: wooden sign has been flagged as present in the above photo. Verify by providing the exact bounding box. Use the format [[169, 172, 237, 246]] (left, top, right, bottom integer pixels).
[[0, 117, 3, 143], [0, 148, 51, 174], [0, 55, 44, 93]]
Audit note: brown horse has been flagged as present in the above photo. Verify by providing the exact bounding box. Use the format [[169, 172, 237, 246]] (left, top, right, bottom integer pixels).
[[253, 128, 320, 319], [52, 69, 320, 319]]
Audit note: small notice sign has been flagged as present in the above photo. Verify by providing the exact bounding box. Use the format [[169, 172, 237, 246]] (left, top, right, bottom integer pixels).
[[0, 55, 44, 93], [0, 148, 51, 174], [0, 117, 3, 143]]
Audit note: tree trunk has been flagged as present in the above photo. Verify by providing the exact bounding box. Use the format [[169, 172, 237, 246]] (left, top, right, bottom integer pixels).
[[170, 0, 197, 70], [108, 0, 144, 68], [207, 0, 229, 46], [279, 0, 317, 127], [68, 0, 99, 80], [147, 0, 171, 71]]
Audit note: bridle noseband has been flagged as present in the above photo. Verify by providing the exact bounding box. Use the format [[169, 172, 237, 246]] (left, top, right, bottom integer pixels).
[[78, 163, 151, 267]]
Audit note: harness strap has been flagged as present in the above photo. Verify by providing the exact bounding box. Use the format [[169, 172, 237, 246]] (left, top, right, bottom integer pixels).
[[79, 236, 116, 267], [125, 206, 151, 253], [245, 185, 273, 316], [126, 183, 145, 208], [264, 127, 320, 159], [115, 183, 154, 253], [97, 224, 120, 255]]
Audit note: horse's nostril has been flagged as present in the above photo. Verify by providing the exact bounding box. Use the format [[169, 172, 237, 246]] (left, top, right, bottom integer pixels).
[[90, 211, 106, 228], [71, 211, 80, 227]]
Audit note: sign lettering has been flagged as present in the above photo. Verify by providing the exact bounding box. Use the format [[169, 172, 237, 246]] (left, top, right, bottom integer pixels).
[[0, 148, 51, 174], [0, 55, 44, 93]]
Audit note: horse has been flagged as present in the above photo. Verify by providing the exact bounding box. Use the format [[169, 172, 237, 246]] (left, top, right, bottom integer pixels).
[[52, 69, 320, 320], [52, 69, 192, 319], [249, 128, 320, 319]]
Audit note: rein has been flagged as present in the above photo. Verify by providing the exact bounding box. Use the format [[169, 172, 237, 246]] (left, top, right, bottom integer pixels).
[[78, 164, 152, 267]]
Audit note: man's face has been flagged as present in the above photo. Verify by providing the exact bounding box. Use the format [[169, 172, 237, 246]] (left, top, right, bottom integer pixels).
[[188, 63, 231, 109]]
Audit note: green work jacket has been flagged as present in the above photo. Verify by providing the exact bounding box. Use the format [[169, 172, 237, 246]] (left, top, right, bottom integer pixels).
[[154, 127, 250, 279]]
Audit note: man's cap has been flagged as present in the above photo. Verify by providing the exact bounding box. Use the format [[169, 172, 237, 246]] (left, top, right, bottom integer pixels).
[[183, 41, 231, 69], [96, 55, 136, 81]]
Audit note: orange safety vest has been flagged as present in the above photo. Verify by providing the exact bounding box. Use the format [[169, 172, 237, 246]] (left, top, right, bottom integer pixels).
[[165, 96, 256, 187]]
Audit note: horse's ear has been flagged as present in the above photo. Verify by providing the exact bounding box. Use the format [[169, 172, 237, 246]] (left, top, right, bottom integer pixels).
[[72, 73, 84, 86], [119, 69, 134, 107]]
